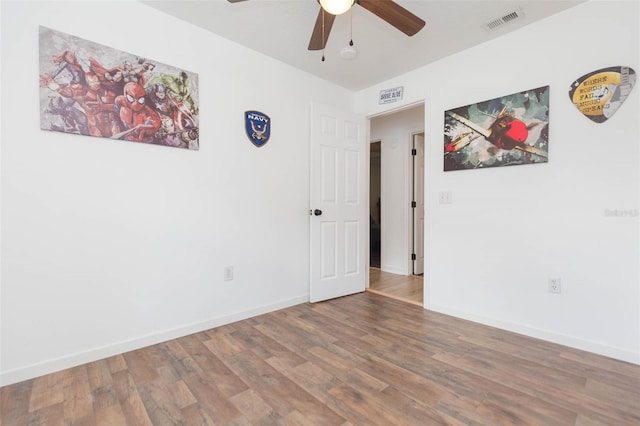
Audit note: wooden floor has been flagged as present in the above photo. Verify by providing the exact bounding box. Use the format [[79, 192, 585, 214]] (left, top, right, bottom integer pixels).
[[367, 268, 423, 306], [2, 292, 639, 425]]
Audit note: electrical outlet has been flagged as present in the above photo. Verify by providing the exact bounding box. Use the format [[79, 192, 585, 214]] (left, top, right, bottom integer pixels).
[[224, 266, 234, 281], [439, 191, 452, 204], [548, 277, 561, 294]]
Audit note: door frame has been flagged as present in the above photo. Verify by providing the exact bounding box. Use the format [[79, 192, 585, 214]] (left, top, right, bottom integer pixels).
[[410, 132, 425, 276], [365, 100, 430, 308]]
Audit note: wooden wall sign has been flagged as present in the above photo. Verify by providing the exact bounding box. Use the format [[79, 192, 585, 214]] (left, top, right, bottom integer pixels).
[[569, 66, 636, 123]]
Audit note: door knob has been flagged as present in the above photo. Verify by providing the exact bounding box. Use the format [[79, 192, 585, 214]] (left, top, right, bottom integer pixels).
[[314, 209, 322, 216]]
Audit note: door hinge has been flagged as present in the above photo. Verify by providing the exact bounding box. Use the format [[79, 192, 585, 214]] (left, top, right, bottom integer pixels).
[[411, 201, 416, 208], [411, 148, 417, 156], [411, 253, 417, 260]]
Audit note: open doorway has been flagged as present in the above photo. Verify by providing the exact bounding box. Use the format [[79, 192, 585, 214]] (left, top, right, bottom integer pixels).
[[366, 103, 425, 306], [370, 141, 381, 268]]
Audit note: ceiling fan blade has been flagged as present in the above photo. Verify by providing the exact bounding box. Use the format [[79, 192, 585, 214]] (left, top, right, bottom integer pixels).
[[227, 0, 248, 3], [357, 0, 425, 36], [308, 9, 336, 51]]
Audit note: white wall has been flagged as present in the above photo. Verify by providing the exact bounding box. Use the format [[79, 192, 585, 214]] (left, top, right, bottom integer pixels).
[[0, 0, 353, 385], [370, 106, 424, 275], [357, 0, 639, 363]]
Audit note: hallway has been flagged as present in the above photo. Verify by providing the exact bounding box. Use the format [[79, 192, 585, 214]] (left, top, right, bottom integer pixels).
[[367, 268, 423, 306]]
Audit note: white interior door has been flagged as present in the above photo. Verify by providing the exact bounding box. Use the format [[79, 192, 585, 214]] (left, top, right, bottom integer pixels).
[[310, 102, 367, 303], [413, 134, 425, 275]]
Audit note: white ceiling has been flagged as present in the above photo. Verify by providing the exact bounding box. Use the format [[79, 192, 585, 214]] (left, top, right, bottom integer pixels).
[[142, 0, 585, 91]]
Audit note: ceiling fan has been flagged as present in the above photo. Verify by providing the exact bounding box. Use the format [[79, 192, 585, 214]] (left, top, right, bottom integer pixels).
[[227, 0, 426, 51]]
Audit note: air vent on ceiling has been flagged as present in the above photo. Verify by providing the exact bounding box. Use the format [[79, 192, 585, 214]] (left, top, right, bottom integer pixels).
[[483, 7, 525, 31]]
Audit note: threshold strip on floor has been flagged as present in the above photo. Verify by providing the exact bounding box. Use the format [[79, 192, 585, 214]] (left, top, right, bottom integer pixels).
[[365, 288, 423, 307]]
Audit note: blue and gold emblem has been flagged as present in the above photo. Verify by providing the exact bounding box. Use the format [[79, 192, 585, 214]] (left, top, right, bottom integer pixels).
[[244, 110, 271, 147]]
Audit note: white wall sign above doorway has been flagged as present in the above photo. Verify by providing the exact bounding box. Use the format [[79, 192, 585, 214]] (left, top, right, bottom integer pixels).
[[379, 86, 404, 105]]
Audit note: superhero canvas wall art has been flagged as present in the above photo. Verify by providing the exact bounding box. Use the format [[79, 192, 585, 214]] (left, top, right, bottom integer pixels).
[[444, 86, 549, 171], [39, 26, 199, 150]]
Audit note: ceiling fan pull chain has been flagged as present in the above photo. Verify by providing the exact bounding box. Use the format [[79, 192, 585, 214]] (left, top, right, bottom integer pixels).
[[349, 7, 354, 46], [322, 9, 326, 61]]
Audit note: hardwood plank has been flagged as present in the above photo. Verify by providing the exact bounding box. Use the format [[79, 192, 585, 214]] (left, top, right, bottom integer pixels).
[[327, 382, 407, 425], [0, 379, 32, 425], [272, 355, 462, 426], [62, 365, 95, 425], [106, 354, 128, 374], [451, 336, 639, 423], [203, 327, 247, 357], [224, 349, 345, 423], [306, 345, 388, 393], [159, 339, 203, 380], [331, 341, 449, 407], [253, 314, 333, 354], [166, 379, 197, 409], [94, 403, 126, 426], [180, 402, 215, 425], [228, 320, 307, 368], [28, 370, 65, 412], [368, 268, 423, 305], [27, 402, 64, 426], [229, 389, 281, 424], [110, 369, 153, 426], [177, 333, 249, 398], [181, 373, 242, 424], [85, 358, 120, 414], [476, 390, 576, 425], [377, 385, 467, 426], [121, 350, 159, 386], [137, 383, 184, 425], [267, 358, 374, 425], [584, 378, 640, 412], [2, 291, 639, 425]]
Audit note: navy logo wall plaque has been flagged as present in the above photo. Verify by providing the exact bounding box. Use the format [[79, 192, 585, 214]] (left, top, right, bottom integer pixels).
[[244, 110, 271, 147], [569, 66, 636, 123]]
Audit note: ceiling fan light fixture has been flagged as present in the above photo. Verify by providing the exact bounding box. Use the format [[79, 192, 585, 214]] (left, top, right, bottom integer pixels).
[[340, 45, 357, 60], [319, 0, 354, 16]]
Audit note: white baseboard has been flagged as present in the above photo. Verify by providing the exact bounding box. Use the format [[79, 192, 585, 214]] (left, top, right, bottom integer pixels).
[[429, 304, 640, 365], [0, 295, 309, 387], [381, 265, 407, 275]]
